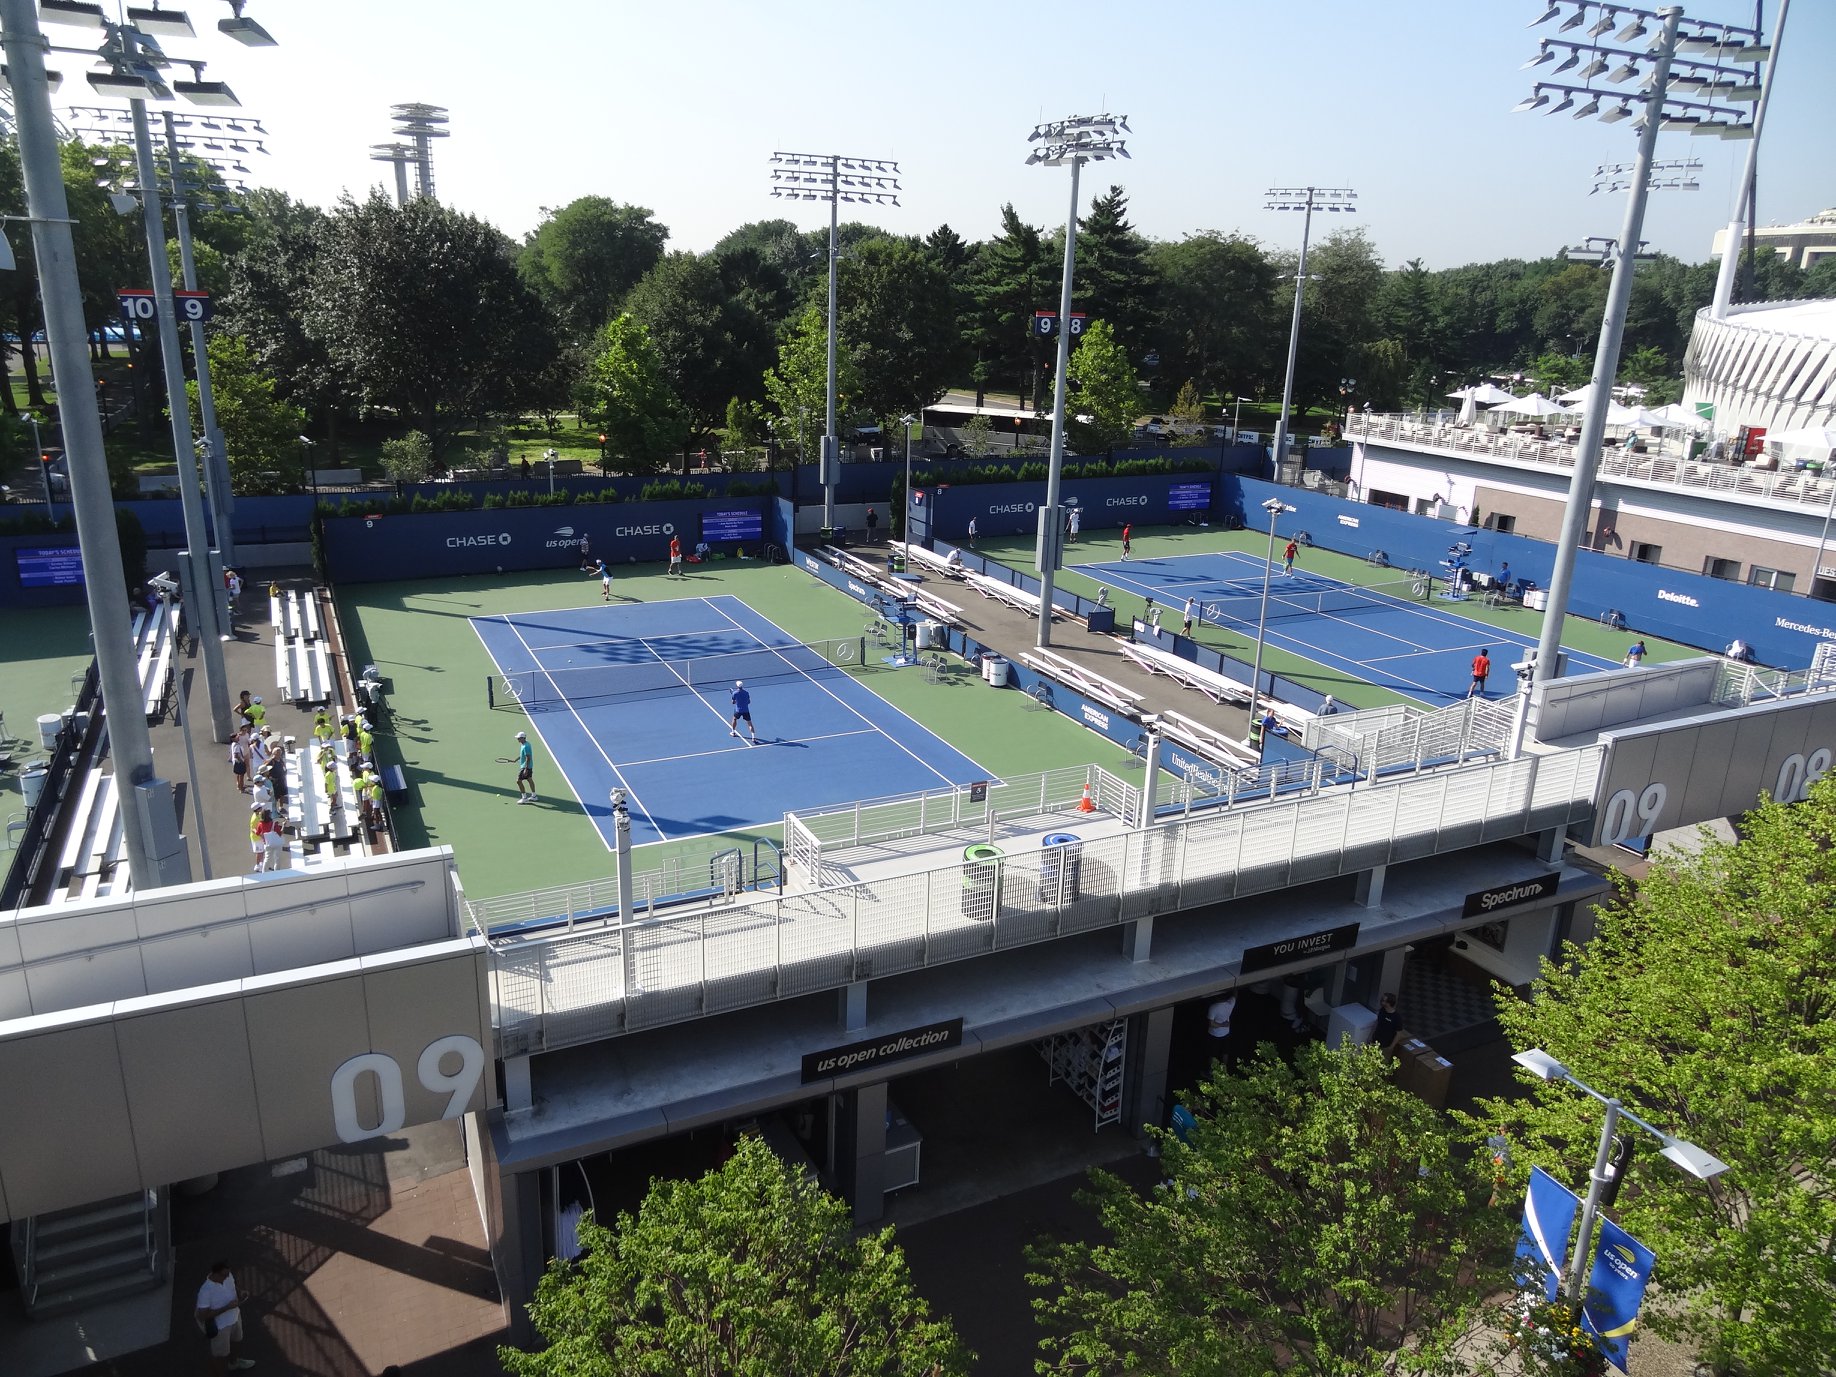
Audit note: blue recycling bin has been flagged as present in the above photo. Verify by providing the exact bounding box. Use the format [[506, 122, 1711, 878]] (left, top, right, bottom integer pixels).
[[1040, 832, 1083, 902]]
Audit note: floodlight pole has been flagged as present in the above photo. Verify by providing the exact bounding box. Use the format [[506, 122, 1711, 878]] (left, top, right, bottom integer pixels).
[[1268, 186, 1356, 481], [162, 110, 235, 566], [1711, 0, 1787, 319], [1532, 8, 1681, 684], [0, 0, 186, 889], [1036, 154, 1082, 649], [823, 155, 840, 534], [1247, 497, 1290, 744], [131, 97, 234, 741]]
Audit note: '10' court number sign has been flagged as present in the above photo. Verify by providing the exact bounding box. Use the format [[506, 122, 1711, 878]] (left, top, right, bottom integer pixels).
[[117, 288, 213, 323]]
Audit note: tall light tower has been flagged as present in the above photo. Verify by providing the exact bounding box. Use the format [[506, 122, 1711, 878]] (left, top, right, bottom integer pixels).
[[1266, 186, 1357, 481], [769, 150, 901, 537], [369, 140, 415, 205], [1518, 1, 1769, 684], [1025, 113, 1130, 649], [388, 103, 448, 200]]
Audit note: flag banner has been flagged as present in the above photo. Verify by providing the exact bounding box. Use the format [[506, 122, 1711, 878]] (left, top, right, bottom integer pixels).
[[1516, 1166, 1580, 1303], [1583, 1216, 1656, 1373]]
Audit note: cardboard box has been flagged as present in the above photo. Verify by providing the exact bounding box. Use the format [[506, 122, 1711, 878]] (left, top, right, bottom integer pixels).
[[1414, 1052, 1455, 1109], [1392, 1035, 1429, 1091]]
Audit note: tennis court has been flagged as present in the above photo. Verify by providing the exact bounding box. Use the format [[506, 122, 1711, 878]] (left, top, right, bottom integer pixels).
[[1085, 550, 1622, 702], [472, 594, 991, 848]]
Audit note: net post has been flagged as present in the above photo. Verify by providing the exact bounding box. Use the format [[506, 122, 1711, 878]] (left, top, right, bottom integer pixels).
[[487, 675, 495, 710]]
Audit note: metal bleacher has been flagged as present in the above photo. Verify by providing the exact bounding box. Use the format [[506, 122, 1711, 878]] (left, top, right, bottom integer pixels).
[[273, 589, 334, 707]]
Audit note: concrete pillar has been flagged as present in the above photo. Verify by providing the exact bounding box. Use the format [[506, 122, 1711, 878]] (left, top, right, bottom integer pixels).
[[499, 1167, 545, 1347], [1354, 864, 1386, 908], [1121, 915, 1154, 962], [1377, 945, 1409, 1006], [503, 1056, 532, 1114], [834, 1081, 888, 1225], [839, 980, 867, 1033], [1534, 828, 1566, 865], [1121, 1007, 1174, 1140]]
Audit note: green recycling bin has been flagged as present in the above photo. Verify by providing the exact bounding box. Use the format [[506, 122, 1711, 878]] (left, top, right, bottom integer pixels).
[[962, 843, 1003, 921]]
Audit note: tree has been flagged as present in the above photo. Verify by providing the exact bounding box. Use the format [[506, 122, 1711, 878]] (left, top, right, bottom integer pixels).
[[1030, 1043, 1500, 1376], [1075, 186, 1159, 368], [518, 197, 668, 340], [624, 250, 777, 450], [967, 205, 1050, 408], [376, 430, 433, 485], [1064, 320, 1139, 454], [1525, 352, 1590, 395], [304, 192, 555, 462], [500, 1134, 969, 1377], [763, 303, 863, 459], [188, 334, 308, 494], [838, 235, 963, 422], [1617, 344, 1679, 403], [1283, 227, 1386, 416], [1148, 231, 1281, 402], [577, 314, 689, 475], [1476, 778, 1836, 1377]]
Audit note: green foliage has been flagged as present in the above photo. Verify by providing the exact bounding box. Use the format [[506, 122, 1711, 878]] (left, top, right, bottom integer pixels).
[[959, 413, 995, 458], [1617, 345, 1679, 404], [377, 430, 435, 485], [1029, 1043, 1503, 1376], [1065, 319, 1139, 453], [624, 250, 777, 436], [723, 396, 769, 453], [578, 314, 689, 475], [1473, 777, 1836, 1376], [724, 477, 780, 498], [500, 1134, 969, 1377], [1148, 231, 1282, 404], [763, 304, 864, 456], [636, 479, 709, 502], [837, 234, 964, 419], [909, 456, 1213, 489], [517, 196, 669, 340], [1526, 352, 1590, 395], [191, 335, 310, 495], [1075, 186, 1159, 367], [967, 205, 1050, 407]]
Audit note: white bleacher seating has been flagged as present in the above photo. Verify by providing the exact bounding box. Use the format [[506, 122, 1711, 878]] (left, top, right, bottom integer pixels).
[[279, 634, 334, 706], [55, 770, 104, 879], [270, 591, 285, 636], [1020, 647, 1144, 716], [963, 570, 1059, 621], [303, 590, 323, 642], [1158, 709, 1259, 768], [275, 636, 294, 703], [1120, 639, 1253, 708], [897, 542, 965, 580], [310, 639, 334, 703]]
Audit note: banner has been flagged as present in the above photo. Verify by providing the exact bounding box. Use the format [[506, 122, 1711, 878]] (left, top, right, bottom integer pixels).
[[1583, 1216, 1656, 1373], [1516, 1165, 1580, 1302]]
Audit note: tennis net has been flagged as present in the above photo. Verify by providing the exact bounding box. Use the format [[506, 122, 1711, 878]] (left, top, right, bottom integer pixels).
[[1199, 575, 1432, 627], [488, 636, 867, 710]]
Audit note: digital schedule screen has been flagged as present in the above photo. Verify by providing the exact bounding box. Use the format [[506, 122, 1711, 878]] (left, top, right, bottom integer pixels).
[[15, 545, 84, 588], [701, 509, 762, 543], [1167, 482, 1212, 512]]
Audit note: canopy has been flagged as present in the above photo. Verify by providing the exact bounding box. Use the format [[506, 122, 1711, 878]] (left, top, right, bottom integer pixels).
[[1457, 391, 1478, 426], [1645, 403, 1712, 433], [1451, 383, 1517, 406], [1492, 392, 1568, 418], [1627, 407, 1675, 429], [1554, 383, 1597, 404], [1766, 425, 1836, 452]]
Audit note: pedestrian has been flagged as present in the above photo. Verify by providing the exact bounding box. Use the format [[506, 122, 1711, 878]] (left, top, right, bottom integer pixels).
[[520, 456, 531, 481], [668, 534, 683, 578], [245, 695, 266, 731], [248, 804, 265, 873], [357, 718, 374, 764], [262, 809, 285, 872], [729, 679, 758, 744], [320, 747, 340, 814], [1373, 991, 1403, 1055], [235, 690, 254, 729], [588, 557, 611, 602], [311, 708, 335, 747], [579, 533, 590, 562], [1624, 639, 1647, 668], [1497, 561, 1512, 593], [513, 731, 536, 803], [195, 1258, 256, 1372], [1206, 991, 1236, 1063], [1469, 647, 1492, 698], [1283, 538, 1298, 576], [1121, 522, 1132, 560], [865, 506, 879, 543], [967, 516, 978, 550], [230, 728, 249, 792], [363, 772, 386, 834], [1068, 505, 1081, 543], [1181, 597, 1195, 637]]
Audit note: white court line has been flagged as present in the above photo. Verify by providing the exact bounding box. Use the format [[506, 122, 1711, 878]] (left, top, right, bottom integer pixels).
[[709, 603, 974, 790], [501, 617, 663, 844], [611, 727, 878, 772], [470, 616, 603, 836]]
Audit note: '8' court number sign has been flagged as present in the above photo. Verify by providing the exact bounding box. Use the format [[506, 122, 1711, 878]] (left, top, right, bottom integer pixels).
[[1598, 749, 1833, 847], [117, 289, 212, 322]]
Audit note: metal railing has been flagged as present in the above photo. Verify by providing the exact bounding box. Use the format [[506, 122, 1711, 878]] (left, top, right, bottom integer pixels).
[[1310, 694, 1516, 778], [1709, 659, 1833, 707], [489, 744, 1605, 1056], [1346, 413, 1836, 513]]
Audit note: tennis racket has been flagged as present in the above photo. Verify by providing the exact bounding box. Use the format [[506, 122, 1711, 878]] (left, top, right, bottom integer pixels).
[[494, 755, 517, 764]]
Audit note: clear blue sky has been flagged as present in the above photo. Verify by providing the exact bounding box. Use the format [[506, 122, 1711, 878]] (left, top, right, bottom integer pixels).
[[181, 0, 1832, 270]]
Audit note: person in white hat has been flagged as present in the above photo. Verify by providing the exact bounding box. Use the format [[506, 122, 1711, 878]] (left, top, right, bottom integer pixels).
[[513, 731, 536, 802], [729, 680, 757, 744]]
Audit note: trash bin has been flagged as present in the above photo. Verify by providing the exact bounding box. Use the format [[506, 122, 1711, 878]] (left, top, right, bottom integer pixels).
[[1039, 832, 1083, 903], [982, 655, 1010, 687], [915, 620, 937, 651], [21, 766, 47, 811], [962, 843, 1003, 921], [1085, 605, 1116, 635], [36, 713, 61, 751]]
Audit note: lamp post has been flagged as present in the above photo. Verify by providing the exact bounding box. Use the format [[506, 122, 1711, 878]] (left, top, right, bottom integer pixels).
[[1512, 1048, 1728, 1316], [544, 447, 557, 496], [1025, 113, 1131, 650], [299, 435, 317, 497], [28, 413, 50, 516], [1247, 496, 1294, 745], [1521, 1, 1770, 684], [1267, 186, 1356, 478], [769, 150, 901, 537], [898, 412, 917, 543]]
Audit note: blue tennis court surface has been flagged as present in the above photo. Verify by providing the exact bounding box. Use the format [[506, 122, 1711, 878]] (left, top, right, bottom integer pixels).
[[1084, 550, 1620, 703], [472, 595, 989, 847]]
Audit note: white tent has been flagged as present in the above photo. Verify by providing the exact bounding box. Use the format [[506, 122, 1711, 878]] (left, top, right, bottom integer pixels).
[[1554, 383, 1597, 404], [1767, 425, 1836, 454], [1646, 403, 1711, 433], [1467, 383, 1518, 406], [1457, 391, 1478, 425], [1491, 392, 1568, 418]]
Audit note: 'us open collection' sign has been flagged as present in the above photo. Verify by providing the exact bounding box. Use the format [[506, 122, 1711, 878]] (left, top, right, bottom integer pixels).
[[801, 1018, 964, 1083]]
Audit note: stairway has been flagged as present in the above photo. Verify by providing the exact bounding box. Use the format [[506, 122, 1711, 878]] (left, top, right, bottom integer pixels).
[[10, 1188, 169, 1318]]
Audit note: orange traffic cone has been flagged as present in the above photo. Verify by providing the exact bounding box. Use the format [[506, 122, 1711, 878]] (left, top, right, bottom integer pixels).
[[1077, 783, 1096, 813]]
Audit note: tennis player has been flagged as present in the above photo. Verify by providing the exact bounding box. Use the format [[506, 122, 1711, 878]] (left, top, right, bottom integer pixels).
[[730, 681, 758, 744], [1469, 648, 1492, 698], [1182, 597, 1195, 636], [1283, 539, 1298, 576], [1121, 523, 1132, 560], [513, 731, 536, 802], [668, 534, 683, 578], [589, 557, 611, 601]]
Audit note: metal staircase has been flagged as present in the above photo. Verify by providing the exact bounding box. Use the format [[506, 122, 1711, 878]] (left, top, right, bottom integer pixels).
[[9, 1188, 170, 1318]]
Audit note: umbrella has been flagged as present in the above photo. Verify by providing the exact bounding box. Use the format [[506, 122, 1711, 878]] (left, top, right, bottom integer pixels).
[[1627, 407, 1674, 429], [1457, 391, 1478, 426], [1767, 425, 1836, 452], [1555, 383, 1596, 404], [1491, 392, 1568, 418], [1468, 383, 1517, 406]]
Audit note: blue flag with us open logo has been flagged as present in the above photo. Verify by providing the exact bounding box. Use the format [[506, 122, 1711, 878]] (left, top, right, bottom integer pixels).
[[1583, 1216, 1656, 1373]]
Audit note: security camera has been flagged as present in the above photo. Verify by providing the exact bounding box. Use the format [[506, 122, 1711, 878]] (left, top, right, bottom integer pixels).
[[149, 572, 180, 597], [610, 788, 628, 810]]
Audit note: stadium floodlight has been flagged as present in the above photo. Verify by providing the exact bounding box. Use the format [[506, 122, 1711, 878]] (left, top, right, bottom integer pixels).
[[1587, 9, 1616, 38], [217, 0, 276, 46], [1266, 186, 1356, 495], [1025, 113, 1130, 649], [39, 0, 108, 27], [1600, 99, 1635, 121], [127, 5, 194, 37], [1557, 5, 1587, 32], [767, 148, 901, 536]]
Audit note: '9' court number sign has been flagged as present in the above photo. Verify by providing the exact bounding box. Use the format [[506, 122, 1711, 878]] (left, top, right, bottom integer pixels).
[[117, 289, 212, 322], [330, 1034, 487, 1143], [1597, 748, 1834, 847]]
